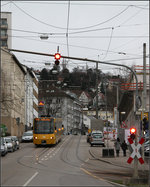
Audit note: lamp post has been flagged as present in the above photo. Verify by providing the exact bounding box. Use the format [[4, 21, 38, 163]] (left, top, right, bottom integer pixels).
[[103, 80, 109, 148]]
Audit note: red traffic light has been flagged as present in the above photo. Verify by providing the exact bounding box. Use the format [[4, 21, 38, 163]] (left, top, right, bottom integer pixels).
[[55, 60, 60, 65], [130, 128, 136, 134], [54, 53, 61, 60]]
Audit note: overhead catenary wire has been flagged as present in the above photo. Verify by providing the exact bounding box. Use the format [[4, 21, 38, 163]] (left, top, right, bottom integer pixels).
[[119, 6, 147, 26], [10, 36, 145, 57], [8, 35, 148, 38], [11, 2, 131, 31], [7, 23, 148, 36], [101, 27, 114, 60], [3, 1, 148, 7]]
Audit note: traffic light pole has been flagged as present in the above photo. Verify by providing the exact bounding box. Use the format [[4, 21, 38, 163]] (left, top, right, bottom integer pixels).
[[8, 48, 140, 111]]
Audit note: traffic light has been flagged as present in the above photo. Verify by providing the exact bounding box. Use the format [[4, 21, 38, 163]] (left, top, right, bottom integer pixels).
[[54, 53, 61, 65], [130, 127, 136, 140], [143, 117, 148, 133]]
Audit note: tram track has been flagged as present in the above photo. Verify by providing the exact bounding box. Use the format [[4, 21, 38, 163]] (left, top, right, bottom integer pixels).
[[59, 135, 80, 168]]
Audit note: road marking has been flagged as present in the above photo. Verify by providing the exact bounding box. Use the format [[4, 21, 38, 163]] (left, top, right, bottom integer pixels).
[[80, 168, 102, 180], [80, 168, 126, 187], [23, 172, 38, 186]]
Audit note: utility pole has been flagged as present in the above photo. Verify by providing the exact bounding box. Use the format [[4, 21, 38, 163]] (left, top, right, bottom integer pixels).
[[105, 85, 109, 149], [133, 43, 147, 179], [141, 43, 146, 158], [149, 43, 150, 187], [96, 61, 98, 119]]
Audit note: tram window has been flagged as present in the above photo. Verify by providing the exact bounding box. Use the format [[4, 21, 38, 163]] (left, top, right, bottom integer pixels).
[[34, 121, 54, 134]]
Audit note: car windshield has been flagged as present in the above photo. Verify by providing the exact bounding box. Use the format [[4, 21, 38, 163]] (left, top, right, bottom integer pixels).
[[12, 137, 17, 140], [23, 132, 33, 136], [92, 133, 103, 138], [5, 138, 12, 143]]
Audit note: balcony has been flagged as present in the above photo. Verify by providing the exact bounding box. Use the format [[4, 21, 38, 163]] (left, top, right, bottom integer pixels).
[[0, 24, 8, 29], [1, 34, 8, 40]]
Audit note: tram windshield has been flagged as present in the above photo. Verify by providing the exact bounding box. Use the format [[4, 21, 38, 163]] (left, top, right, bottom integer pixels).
[[34, 119, 54, 134]]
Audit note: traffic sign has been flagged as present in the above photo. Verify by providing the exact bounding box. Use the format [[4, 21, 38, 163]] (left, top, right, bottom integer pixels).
[[121, 121, 127, 128], [127, 137, 144, 164]]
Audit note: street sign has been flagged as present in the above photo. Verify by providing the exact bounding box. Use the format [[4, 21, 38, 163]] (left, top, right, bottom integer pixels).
[[121, 121, 127, 128], [127, 137, 144, 164]]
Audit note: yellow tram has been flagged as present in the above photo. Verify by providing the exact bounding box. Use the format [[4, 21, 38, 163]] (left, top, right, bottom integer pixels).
[[33, 117, 64, 146]]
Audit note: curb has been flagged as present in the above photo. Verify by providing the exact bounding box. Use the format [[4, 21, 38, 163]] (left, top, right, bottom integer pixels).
[[89, 149, 131, 169]]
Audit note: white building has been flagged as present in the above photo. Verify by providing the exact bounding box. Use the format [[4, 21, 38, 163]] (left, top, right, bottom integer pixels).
[[23, 66, 38, 130]]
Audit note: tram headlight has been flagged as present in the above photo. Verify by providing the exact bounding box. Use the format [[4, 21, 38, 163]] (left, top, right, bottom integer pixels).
[[50, 137, 53, 139], [34, 136, 37, 139]]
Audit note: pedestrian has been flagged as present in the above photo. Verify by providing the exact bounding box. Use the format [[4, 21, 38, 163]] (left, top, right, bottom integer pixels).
[[114, 138, 121, 157], [121, 140, 128, 156]]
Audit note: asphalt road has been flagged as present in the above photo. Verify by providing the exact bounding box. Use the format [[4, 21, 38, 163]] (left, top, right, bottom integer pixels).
[[1, 135, 120, 186]]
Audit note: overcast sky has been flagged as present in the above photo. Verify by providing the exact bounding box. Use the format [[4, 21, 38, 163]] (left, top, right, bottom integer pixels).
[[1, 1, 149, 73]]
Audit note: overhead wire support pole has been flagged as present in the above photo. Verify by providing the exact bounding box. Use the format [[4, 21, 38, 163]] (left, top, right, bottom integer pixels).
[[8, 48, 140, 109], [96, 61, 98, 119]]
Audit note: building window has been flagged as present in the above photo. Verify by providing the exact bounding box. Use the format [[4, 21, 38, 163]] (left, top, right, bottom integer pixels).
[[1, 40, 7, 47], [1, 29, 7, 36], [1, 19, 7, 25]]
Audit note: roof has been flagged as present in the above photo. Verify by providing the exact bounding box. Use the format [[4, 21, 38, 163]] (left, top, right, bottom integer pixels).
[[1, 48, 26, 75]]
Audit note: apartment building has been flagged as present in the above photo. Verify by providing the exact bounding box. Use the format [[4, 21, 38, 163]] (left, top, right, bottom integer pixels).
[[38, 82, 81, 134], [1, 48, 26, 137], [1, 12, 12, 49], [23, 66, 38, 131]]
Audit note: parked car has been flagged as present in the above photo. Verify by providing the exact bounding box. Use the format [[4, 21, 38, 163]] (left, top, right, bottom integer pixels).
[[21, 131, 33, 142], [0, 137, 8, 156], [87, 133, 91, 143], [90, 130, 105, 147], [9, 136, 20, 149], [4, 137, 16, 152]]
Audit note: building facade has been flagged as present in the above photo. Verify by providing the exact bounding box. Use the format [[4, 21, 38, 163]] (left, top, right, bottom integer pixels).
[[23, 66, 38, 130], [1, 12, 12, 49], [1, 48, 26, 137]]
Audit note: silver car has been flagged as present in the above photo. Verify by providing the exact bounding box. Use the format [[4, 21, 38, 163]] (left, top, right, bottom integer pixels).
[[0, 137, 8, 156], [21, 131, 33, 142], [4, 137, 16, 152], [90, 131, 105, 147], [10, 136, 20, 150]]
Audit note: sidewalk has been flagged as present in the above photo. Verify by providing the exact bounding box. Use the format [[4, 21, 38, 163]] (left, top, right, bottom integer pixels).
[[89, 139, 149, 182]]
